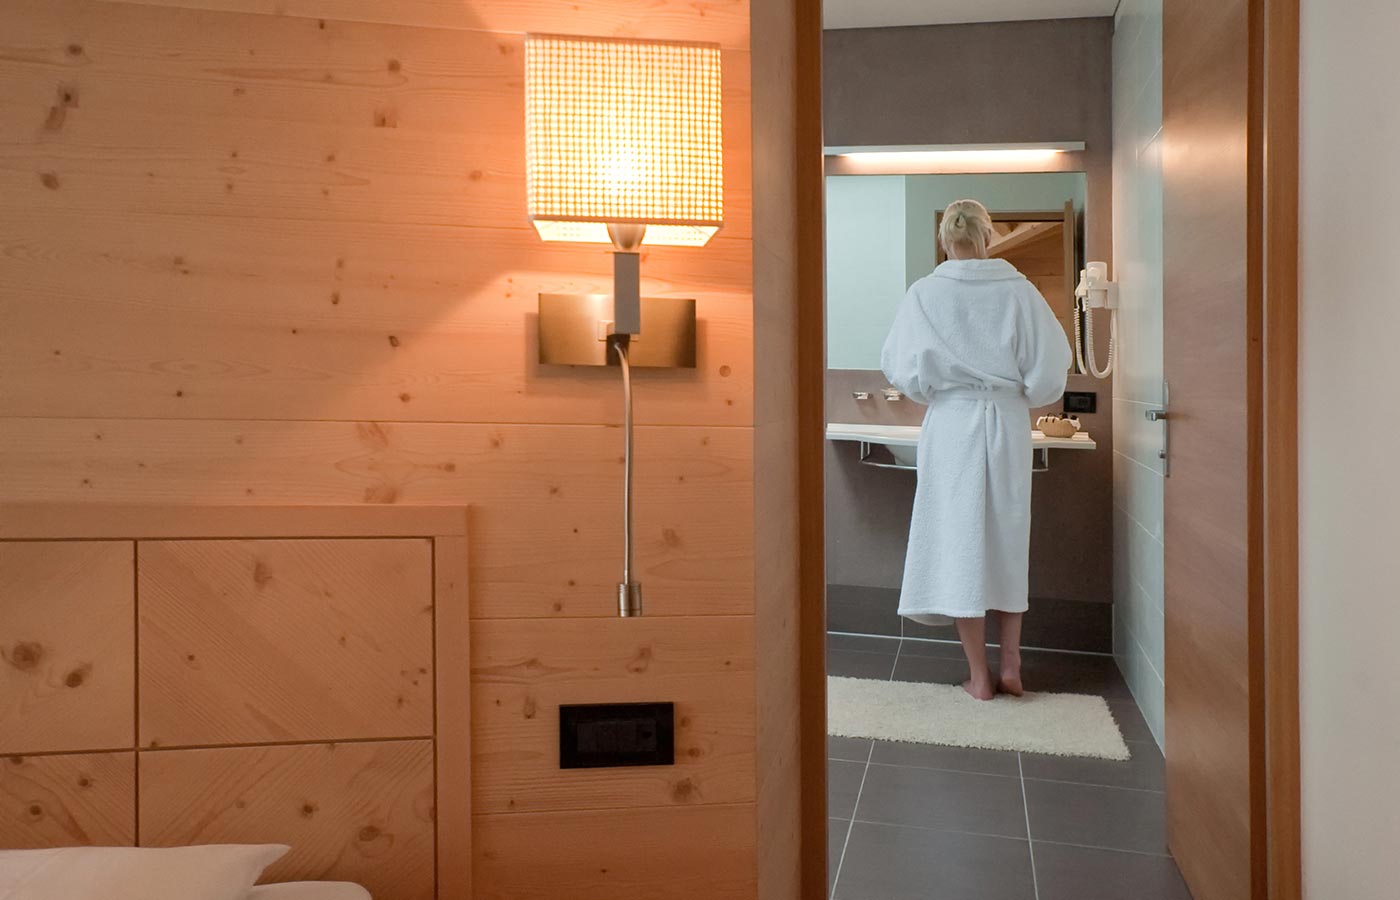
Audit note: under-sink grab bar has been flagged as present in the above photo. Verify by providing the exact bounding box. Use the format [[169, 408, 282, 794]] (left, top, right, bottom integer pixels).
[[612, 335, 643, 617]]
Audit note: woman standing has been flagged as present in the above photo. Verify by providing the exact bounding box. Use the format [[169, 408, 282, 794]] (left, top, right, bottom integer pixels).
[[881, 199, 1073, 700]]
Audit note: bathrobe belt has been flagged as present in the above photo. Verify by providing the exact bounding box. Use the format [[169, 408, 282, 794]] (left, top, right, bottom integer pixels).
[[934, 386, 1026, 403]]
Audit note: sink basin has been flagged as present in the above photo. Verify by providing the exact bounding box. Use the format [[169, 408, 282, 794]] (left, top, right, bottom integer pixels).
[[825, 422, 1096, 471]]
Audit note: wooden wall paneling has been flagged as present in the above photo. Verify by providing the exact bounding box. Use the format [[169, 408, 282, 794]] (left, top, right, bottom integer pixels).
[[0, 4, 754, 236], [0, 216, 754, 427], [469, 616, 755, 814], [0, 541, 135, 755], [91, 0, 750, 49], [472, 804, 758, 900], [139, 740, 435, 900], [0, 752, 136, 848], [0, 421, 755, 620], [433, 528, 472, 899], [138, 538, 434, 748], [0, 504, 468, 540]]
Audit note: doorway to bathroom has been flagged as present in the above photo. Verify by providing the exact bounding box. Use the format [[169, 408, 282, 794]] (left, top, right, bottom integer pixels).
[[802, 2, 1302, 899]]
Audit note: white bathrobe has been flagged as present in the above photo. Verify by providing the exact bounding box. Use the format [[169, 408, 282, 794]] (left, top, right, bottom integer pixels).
[[881, 258, 1073, 621]]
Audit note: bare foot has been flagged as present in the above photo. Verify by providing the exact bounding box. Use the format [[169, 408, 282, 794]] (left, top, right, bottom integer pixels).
[[962, 672, 996, 701], [998, 657, 1024, 697]]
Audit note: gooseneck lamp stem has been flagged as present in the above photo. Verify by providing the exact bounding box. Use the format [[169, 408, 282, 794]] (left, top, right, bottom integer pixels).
[[612, 334, 643, 617]]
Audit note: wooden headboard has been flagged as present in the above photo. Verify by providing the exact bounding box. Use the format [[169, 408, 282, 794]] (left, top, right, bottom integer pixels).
[[0, 505, 470, 900]]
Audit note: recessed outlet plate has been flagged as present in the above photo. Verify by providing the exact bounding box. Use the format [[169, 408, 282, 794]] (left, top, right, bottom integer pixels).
[[559, 702, 675, 769], [538, 293, 697, 368]]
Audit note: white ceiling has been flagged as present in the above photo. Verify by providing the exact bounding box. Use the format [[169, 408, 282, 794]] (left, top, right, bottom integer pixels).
[[824, 0, 1119, 30]]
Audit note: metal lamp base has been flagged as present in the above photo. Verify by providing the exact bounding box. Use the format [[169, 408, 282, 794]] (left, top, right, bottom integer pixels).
[[538, 293, 697, 368]]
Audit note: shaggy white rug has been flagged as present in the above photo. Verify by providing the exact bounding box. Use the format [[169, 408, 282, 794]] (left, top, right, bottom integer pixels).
[[828, 676, 1131, 761]]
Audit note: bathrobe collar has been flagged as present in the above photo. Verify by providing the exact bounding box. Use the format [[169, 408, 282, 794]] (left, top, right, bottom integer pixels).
[[931, 258, 1026, 282]]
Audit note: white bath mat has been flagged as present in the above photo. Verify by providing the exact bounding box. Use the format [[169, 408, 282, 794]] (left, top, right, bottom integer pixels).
[[828, 675, 1131, 761]]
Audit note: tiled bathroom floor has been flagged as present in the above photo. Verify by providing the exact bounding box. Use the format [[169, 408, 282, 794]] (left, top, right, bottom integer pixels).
[[826, 633, 1192, 900]]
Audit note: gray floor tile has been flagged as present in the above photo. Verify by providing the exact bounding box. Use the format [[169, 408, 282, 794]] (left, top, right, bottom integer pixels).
[[1022, 740, 1165, 791], [828, 632, 901, 654], [828, 735, 873, 762], [1034, 842, 1193, 900], [828, 819, 848, 892], [1108, 699, 1158, 744], [828, 760, 865, 820], [1018, 651, 1132, 700], [891, 652, 973, 685], [857, 763, 1027, 838], [870, 740, 1021, 777], [835, 821, 1035, 900], [1025, 779, 1169, 855], [828, 648, 897, 680]]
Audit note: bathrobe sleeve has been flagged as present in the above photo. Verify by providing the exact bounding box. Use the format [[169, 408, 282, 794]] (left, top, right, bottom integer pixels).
[[881, 286, 936, 403], [1018, 284, 1074, 408]]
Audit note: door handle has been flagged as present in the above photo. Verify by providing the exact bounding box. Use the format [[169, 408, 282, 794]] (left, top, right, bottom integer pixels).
[[1146, 381, 1170, 476]]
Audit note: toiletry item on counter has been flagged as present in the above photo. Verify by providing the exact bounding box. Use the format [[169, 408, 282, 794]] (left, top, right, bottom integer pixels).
[[1035, 414, 1082, 438]]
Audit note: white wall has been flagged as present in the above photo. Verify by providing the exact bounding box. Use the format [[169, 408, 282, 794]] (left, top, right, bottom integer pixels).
[[1109, 0, 1166, 747], [825, 175, 907, 370], [1299, 1, 1400, 895]]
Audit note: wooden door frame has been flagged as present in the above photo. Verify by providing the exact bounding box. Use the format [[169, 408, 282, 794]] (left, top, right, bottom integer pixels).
[[788, 1, 1302, 896]]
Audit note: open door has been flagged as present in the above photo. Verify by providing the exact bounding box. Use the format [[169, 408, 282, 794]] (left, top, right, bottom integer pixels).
[[1162, 0, 1300, 898]]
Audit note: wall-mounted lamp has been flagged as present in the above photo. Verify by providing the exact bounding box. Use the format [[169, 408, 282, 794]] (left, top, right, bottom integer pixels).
[[525, 34, 724, 617]]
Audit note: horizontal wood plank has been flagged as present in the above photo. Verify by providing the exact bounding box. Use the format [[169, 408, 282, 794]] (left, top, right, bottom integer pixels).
[[140, 740, 435, 900], [138, 538, 434, 747], [0, 751, 136, 848], [0, 503, 467, 539], [0, 211, 753, 426], [471, 616, 755, 814], [0, 418, 756, 618], [473, 804, 758, 900], [0, 541, 135, 755], [93, 0, 750, 48]]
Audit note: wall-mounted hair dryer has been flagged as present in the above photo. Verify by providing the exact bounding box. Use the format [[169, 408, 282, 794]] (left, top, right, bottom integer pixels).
[[1074, 261, 1118, 379]]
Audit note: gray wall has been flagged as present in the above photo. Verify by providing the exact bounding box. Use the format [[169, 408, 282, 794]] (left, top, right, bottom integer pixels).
[[824, 18, 1115, 270]]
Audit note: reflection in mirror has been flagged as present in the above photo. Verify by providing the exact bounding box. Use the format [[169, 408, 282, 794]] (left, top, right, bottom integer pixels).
[[825, 172, 1086, 370]]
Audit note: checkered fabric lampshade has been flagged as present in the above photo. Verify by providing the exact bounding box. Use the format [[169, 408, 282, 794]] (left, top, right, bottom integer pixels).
[[525, 34, 724, 247]]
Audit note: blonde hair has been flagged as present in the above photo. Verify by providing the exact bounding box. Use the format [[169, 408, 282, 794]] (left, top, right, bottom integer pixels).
[[939, 199, 995, 258]]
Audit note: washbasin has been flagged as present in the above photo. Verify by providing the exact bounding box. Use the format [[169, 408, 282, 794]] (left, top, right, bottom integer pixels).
[[825, 422, 1096, 471]]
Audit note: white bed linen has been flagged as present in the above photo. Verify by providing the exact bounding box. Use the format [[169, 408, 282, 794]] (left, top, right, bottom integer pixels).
[[247, 882, 371, 900]]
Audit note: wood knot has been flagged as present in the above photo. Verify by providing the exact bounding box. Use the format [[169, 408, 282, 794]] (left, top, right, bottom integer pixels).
[[626, 646, 652, 674], [64, 664, 91, 688], [387, 334, 400, 347], [522, 695, 537, 719], [670, 778, 697, 802], [300, 802, 318, 818], [661, 528, 681, 548], [66, 44, 84, 57], [252, 560, 273, 588], [387, 59, 401, 73], [27, 804, 43, 819], [8, 641, 44, 671], [719, 365, 732, 377], [39, 172, 60, 190], [398, 392, 411, 403], [78, 776, 92, 788], [358, 825, 381, 842]]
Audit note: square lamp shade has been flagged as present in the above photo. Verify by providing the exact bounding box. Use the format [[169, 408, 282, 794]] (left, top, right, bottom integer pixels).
[[525, 34, 724, 248]]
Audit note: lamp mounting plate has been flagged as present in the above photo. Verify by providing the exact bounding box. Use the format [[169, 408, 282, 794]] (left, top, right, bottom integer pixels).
[[538, 293, 697, 368]]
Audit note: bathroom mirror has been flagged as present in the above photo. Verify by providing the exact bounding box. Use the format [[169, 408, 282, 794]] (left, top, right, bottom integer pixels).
[[825, 172, 1087, 370]]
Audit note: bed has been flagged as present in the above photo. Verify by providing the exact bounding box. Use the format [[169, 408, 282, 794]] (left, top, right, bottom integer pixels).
[[0, 505, 471, 900]]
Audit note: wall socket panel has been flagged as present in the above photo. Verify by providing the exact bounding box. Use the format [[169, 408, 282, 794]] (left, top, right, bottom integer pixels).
[[559, 702, 675, 769], [1063, 391, 1097, 414]]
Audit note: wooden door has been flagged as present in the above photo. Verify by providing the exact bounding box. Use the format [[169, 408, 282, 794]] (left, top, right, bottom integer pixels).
[[1162, 0, 1274, 898]]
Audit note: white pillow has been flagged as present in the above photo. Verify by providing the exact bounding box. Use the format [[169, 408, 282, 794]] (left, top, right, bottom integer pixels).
[[248, 882, 371, 900], [0, 844, 289, 900]]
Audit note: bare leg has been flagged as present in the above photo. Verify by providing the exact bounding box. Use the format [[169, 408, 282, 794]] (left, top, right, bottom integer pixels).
[[996, 611, 1025, 696], [955, 616, 996, 701]]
